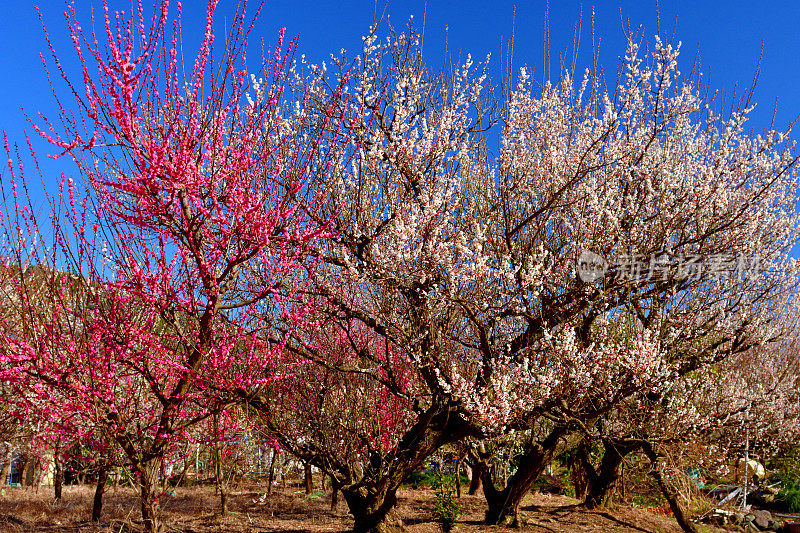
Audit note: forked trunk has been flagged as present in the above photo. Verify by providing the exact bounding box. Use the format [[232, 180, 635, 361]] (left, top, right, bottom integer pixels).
[[481, 428, 581, 527], [582, 439, 640, 509], [482, 463, 541, 526], [342, 487, 405, 533], [481, 445, 548, 526]]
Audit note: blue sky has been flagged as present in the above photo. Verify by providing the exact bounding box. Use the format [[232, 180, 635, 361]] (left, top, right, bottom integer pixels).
[[1, 0, 799, 201]]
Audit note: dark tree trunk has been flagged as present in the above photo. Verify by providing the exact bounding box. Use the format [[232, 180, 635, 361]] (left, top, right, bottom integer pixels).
[[583, 439, 640, 509], [482, 428, 581, 527], [53, 450, 63, 500], [0, 456, 7, 485], [16, 454, 28, 486], [219, 488, 228, 516], [468, 468, 482, 494], [331, 478, 340, 511], [92, 465, 108, 521], [467, 443, 487, 495], [304, 461, 313, 494], [481, 446, 547, 527], [468, 458, 484, 495], [455, 458, 461, 498], [642, 442, 698, 533], [338, 402, 473, 532], [342, 487, 405, 533], [570, 441, 590, 500]]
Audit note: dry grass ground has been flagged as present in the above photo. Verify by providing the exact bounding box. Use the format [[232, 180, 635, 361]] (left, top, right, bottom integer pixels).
[[0, 482, 716, 532]]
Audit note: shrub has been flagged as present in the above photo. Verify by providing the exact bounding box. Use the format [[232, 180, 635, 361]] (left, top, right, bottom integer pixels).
[[403, 467, 467, 489], [779, 483, 800, 513], [432, 472, 462, 532], [403, 470, 437, 488], [770, 447, 800, 513]]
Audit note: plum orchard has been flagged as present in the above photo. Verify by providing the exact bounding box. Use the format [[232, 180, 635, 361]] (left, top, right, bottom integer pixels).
[[0, 3, 798, 533]]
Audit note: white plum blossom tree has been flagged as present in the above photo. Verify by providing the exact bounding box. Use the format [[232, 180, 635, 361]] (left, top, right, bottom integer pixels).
[[458, 34, 799, 525], [246, 27, 799, 531]]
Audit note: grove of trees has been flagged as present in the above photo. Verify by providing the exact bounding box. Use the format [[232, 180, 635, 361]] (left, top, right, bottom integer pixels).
[[1, 2, 798, 533]]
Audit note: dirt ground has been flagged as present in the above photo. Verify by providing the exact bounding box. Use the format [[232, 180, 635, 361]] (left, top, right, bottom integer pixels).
[[0, 482, 716, 533]]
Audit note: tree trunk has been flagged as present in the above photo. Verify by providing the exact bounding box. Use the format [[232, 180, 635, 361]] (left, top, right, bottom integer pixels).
[[212, 413, 228, 515], [0, 456, 7, 486], [219, 487, 228, 516], [17, 454, 28, 486], [467, 443, 487, 495], [194, 445, 201, 484], [642, 442, 698, 533], [569, 440, 590, 500], [342, 487, 405, 533], [583, 439, 639, 509], [176, 447, 191, 487], [482, 427, 581, 527], [53, 450, 63, 500], [267, 449, 277, 494], [455, 458, 461, 498], [468, 459, 484, 495], [138, 462, 161, 533], [331, 478, 340, 511], [92, 465, 108, 521], [30, 459, 41, 491], [304, 461, 313, 494]]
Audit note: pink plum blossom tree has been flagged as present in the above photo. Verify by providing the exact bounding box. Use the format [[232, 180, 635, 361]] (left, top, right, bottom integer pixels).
[[0, 1, 342, 530]]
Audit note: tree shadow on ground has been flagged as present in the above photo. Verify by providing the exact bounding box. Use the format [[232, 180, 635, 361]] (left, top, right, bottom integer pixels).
[[595, 511, 654, 533], [519, 502, 657, 533]]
